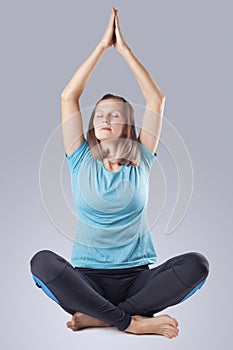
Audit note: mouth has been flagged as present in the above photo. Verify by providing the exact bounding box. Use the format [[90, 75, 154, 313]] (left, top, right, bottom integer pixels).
[[100, 127, 111, 131]]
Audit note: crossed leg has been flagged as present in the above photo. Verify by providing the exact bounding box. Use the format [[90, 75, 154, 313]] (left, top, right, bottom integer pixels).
[[69, 251, 209, 337], [117, 251, 209, 317], [30, 250, 209, 337], [67, 252, 209, 337], [30, 250, 132, 331]]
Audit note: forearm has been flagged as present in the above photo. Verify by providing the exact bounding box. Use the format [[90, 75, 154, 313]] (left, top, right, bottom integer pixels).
[[120, 46, 165, 104], [61, 43, 107, 100]]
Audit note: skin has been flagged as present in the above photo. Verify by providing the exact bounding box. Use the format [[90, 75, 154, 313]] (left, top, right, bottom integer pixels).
[[66, 312, 179, 339], [93, 98, 126, 171], [66, 8, 179, 337]]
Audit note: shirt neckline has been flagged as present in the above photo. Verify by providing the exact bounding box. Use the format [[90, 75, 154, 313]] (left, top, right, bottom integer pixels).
[[100, 161, 124, 174]]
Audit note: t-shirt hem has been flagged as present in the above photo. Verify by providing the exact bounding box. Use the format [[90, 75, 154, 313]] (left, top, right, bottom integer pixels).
[[71, 257, 158, 269]]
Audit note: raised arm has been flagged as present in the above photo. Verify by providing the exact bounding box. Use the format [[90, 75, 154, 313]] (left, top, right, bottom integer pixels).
[[61, 7, 116, 156], [114, 10, 166, 155]]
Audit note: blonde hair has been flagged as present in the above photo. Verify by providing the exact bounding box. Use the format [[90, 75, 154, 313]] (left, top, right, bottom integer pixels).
[[87, 94, 141, 166]]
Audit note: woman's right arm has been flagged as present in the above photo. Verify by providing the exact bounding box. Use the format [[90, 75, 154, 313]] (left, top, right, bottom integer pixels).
[[61, 7, 116, 156], [61, 44, 107, 156]]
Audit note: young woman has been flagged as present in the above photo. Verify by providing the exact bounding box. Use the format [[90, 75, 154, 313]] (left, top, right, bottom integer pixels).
[[30, 7, 209, 338]]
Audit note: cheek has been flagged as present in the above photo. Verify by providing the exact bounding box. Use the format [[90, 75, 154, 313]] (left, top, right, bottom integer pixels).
[[93, 129, 99, 138], [114, 119, 124, 127], [118, 122, 125, 131], [93, 119, 100, 128]]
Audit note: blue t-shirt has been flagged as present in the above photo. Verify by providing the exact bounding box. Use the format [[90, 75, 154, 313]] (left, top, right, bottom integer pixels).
[[65, 137, 158, 269]]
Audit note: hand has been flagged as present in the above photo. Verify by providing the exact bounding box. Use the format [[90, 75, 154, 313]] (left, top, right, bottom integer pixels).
[[113, 10, 129, 54], [99, 7, 116, 50]]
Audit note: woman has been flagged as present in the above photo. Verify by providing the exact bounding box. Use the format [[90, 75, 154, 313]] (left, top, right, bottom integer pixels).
[[30, 7, 209, 338]]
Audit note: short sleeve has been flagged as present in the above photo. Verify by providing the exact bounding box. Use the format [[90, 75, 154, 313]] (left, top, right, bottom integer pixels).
[[139, 139, 157, 171], [65, 138, 90, 173]]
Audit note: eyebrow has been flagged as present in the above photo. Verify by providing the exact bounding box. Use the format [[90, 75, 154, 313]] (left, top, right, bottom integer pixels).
[[95, 110, 122, 114]]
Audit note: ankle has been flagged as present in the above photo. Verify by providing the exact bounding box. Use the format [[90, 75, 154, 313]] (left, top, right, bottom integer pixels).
[[124, 316, 140, 334]]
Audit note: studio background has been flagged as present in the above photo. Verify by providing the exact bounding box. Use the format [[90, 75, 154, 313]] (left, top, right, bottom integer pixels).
[[1, 0, 232, 349]]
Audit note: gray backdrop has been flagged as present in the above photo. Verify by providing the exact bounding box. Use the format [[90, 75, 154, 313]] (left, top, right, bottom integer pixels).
[[1, 0, 232, 349]]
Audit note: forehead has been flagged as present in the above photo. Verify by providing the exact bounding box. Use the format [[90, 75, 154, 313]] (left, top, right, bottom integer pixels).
[[95, 99, 124, 112]]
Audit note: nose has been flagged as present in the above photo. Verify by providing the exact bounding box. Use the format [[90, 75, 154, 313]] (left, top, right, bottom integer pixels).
[[103, 117, 110, 124]]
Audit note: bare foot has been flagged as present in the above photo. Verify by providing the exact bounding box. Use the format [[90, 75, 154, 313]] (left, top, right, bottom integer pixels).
[[124, 314, 179, 339], [66, 312, 113, 331]]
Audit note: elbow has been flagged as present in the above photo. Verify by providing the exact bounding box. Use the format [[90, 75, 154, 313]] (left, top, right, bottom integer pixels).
[[158, 94, 166, 108], [155, 87, 166, 102], [147, 91, 166, 105], [61, 89, 81, 101], [146, 94, 166, 116], [147, 93, 166, 108], [61, 88, 68, 100], [160, 93, 166, 102], [61, 91, 73, 101], [61, 91, 69, 100]]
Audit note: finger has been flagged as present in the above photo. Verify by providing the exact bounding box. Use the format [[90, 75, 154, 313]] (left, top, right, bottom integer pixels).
[[109, 7, 115, 22], [108, 15, 115, 31], [115, 15, 123, 37], [105, 9, 114, 31], [115, 12, 121, 30], [114, 13, 119, 28]]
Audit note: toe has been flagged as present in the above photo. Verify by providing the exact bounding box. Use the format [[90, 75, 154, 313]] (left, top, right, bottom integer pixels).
[[166, 324, 178, 334], [165, 331, 174, 339], [170, 317, 179, 328]]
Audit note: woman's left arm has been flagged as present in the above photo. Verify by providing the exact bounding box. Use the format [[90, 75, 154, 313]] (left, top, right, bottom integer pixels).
[[114, 10, 165, 154]]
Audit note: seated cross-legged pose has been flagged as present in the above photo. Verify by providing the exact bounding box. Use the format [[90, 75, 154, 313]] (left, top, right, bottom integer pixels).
[[30, 7, 209, 339]]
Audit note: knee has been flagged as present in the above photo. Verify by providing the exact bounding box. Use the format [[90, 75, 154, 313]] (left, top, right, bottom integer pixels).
[[174, 251, 210, 287], [30, 250, 68, 284], [189, 252, 209, 279]]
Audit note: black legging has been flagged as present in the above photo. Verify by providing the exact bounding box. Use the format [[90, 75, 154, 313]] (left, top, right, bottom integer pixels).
[[30, 250, 209, 331]]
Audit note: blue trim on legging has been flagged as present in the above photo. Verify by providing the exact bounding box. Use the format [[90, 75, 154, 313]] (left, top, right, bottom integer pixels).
[[179, 278, 207, 303], [32, 274, 60, 304]]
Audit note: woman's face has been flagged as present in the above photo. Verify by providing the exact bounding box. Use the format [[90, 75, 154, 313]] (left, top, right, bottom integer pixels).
[[93, 99, 126, 141]]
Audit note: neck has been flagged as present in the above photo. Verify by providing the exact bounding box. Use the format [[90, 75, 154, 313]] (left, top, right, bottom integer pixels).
[[103, 160, 121, 171], [100, 139, 120, 162]]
